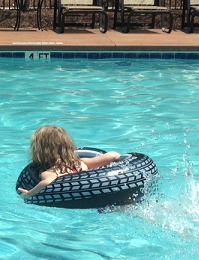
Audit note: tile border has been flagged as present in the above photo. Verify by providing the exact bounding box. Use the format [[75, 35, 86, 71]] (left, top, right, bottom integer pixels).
[[0, 51, 199, 59]]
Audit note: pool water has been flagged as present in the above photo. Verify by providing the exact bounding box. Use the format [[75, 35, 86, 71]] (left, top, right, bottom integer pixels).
[[1, 57, 199, 259]]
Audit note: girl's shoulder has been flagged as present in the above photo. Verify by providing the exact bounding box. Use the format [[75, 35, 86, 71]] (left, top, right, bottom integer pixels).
[[40, 169, 58, 180], [80, 160, 88, 171]]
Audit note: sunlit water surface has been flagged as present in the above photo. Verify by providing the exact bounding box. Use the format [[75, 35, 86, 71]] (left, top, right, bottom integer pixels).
[[1, 58, 199, 259]]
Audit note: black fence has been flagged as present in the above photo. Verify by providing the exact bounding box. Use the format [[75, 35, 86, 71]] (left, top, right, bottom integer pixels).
[[0, 0, 53, 10], [0, 0, 186, 30], [0, 0, 183, 10]]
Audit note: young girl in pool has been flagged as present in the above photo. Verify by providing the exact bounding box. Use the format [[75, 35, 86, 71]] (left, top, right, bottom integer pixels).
[[18, 125, 121, 199]]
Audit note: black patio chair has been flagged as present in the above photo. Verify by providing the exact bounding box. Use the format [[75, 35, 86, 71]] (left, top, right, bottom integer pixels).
[[53, 0, 108, 33], [113, 0, 173, 33], [182, 0, 199, 32]]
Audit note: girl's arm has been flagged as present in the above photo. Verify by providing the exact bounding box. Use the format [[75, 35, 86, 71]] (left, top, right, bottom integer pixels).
[[18, 171, 57, 199], [81, 151, 121, 169]]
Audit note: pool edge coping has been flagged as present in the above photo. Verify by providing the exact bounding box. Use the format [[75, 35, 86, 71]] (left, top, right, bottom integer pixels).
[[1, 45, 199, 52]]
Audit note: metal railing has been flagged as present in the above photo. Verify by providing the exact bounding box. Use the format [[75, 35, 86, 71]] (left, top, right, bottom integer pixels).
[[0, 0, 53, 10], [0, 0, 183, 10], [166, 0, 183, 9], [0, 0, 184, 31]]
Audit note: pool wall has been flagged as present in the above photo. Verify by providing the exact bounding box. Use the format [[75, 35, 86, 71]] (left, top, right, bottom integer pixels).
[[0, 51, 199, 60]]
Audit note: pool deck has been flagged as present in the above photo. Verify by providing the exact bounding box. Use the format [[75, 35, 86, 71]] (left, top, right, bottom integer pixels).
[[1, 28, 199, 51]]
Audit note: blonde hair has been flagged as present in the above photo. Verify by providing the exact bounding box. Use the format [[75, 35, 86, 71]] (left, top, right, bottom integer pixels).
[[30, 125, 81, 172]]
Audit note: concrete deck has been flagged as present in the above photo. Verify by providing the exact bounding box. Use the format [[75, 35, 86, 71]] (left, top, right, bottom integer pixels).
[[0, 28, 199, 51]]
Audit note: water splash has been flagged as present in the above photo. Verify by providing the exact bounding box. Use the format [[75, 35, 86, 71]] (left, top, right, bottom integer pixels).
[[131, 163, 199, 240]]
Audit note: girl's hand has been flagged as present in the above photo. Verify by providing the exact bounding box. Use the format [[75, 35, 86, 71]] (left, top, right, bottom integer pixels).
[[18, 188, 31, 199]]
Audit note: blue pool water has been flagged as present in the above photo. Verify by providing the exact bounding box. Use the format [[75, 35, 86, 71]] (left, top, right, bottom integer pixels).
[[1, 56, 199, 259]]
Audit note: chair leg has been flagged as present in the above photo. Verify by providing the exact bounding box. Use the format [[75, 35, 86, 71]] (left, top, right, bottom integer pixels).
[[162, 12, 173, 33], [187, 9, 192, 32], [91, 13, 95, 28], [113, 11, 117, 29], [104, 12, 108, 33], [181, 7, 186, 29], [58, 8, 63, 31], [168, 12, 173, 33], [99, 12, 102, 30], [190, 12, 194, 33], [113, 0, 119, 29], [99, 12, 108, 33], [126, 14, 131, 33], [151, 14, 155, 28], [53, 0, 58, 29], [37, 0, 44, 30], [121, 7, 126, 32], [161, 13, 165, 29], [14, 0, 20, 30], [59, 14, 65, 33]]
